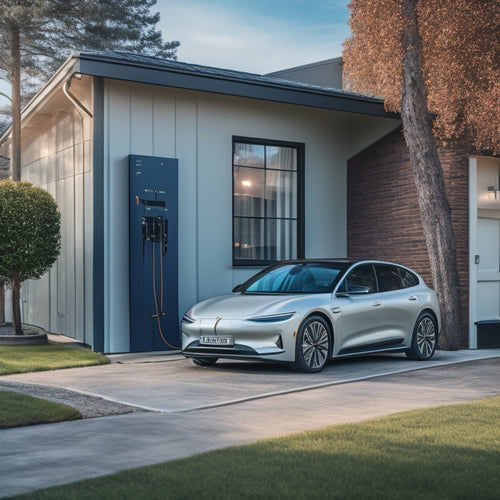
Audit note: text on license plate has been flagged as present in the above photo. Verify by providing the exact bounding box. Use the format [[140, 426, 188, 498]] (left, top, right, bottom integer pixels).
[[200, 336, 234, 346]]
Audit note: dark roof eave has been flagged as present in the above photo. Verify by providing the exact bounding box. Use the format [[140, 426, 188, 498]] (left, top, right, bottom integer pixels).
[[77, 52, 393, 119]]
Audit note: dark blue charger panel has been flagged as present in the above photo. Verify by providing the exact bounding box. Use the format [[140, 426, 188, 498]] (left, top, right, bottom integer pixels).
[[129, 154, 179, 352]]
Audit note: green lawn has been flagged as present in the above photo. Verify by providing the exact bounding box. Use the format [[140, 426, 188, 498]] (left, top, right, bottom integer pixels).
[[0, 342, 108, 428], [11, 397, 500, 500], [0, 390, 81, 428], [0, 343, 109, 376]]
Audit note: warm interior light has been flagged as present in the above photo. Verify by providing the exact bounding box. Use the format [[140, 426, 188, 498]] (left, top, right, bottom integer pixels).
[[242, 180, 251, 187]]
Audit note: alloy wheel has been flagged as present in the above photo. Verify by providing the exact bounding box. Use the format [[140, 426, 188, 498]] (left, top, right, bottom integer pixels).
[[301, 319, 330, 370], [416, 316, 436, 358]]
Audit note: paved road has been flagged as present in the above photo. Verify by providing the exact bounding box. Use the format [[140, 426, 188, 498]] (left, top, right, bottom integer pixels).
[[0, 349, 499, 498]]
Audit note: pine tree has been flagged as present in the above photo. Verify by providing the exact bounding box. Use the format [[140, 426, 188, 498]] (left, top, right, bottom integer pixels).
[[0, 0, 180, 180]]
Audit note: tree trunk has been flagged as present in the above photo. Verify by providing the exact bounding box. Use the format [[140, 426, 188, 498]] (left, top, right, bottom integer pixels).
[[400, 0, 462, 349], [0, 282, 5, 324], [10, 27, 22, 182], [8, 27, 23, 334], [11, 273, 23, 335]]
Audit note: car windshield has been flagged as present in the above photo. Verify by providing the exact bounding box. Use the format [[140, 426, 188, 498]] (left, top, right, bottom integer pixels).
[[244, 262, 347, 294]]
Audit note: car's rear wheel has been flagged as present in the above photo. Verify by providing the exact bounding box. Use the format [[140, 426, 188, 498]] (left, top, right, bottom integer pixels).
[[292, 315, 331, 373], [406, 312, 437, 360], [192, 357, 218, 366]]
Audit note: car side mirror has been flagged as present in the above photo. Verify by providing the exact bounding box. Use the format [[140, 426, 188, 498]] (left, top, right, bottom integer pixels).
[[349, 287, 371, 294], [336, 285, 371, 296]]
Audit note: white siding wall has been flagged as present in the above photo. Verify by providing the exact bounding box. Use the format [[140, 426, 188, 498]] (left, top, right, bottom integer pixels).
[[103, 80, 399, 353], [21, 106, 93, 345]]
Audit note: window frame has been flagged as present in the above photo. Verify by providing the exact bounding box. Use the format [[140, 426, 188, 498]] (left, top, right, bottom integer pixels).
[[232, 136, 305, 267]]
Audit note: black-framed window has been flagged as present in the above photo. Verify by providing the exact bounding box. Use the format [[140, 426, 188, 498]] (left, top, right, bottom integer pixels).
[[233, 137, 304, 266]]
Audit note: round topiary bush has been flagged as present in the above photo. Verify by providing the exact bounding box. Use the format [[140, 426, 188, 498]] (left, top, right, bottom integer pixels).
[[0, 179, 61, 334]]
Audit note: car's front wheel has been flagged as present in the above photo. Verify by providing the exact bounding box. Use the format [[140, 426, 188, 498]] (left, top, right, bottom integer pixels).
[[192, 357, 218, 366], [406, 312, 437, 360], [292, 315, 331, 373]]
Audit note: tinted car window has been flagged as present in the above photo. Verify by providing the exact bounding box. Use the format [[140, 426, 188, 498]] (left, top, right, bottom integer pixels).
[[398, 267, 419, 288], [376, 264, 419, 291], [244, 262, 346, 293], [341, 264, 377, 293]]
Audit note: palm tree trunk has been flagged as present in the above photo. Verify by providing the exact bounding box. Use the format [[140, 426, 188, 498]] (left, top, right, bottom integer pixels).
[[400, 0, 462, 349]]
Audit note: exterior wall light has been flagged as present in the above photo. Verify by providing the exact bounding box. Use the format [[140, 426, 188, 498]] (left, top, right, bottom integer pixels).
[[488, 186, 500, 200]]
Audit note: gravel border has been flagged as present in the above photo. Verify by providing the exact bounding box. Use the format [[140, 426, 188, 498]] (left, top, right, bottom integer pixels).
[[0, 325, 147, 419], [0, 381, 149, 418]]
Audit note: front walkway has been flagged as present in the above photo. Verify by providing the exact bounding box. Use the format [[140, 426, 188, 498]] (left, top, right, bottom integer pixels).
[[0, 350, 499, 498]]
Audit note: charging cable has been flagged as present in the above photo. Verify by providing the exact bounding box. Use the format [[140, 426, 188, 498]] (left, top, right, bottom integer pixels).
[[151, 240, 180, 350]]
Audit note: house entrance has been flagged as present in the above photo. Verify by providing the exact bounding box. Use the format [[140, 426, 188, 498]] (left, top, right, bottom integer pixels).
[[471, 156, 500, 348], [477, 217, 500, 320]]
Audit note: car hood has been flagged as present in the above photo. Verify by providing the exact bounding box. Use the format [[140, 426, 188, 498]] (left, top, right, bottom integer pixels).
[[187, 292, 330, 319]]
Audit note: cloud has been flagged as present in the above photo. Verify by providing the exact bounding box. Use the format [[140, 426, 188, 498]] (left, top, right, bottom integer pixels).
[[156, 1, 349, 74]]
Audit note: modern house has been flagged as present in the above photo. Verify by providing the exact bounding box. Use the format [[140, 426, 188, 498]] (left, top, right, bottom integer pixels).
[[0, 52, 498, 352]]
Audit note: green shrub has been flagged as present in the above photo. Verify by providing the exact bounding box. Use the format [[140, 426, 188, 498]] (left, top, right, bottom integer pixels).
[[0, 179, 61, 333]]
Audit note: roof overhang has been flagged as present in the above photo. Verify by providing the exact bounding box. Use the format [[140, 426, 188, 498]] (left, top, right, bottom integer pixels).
[[0, 55, 80, 149], [75, 51, 393, 118], [0, 51, 397, 149]]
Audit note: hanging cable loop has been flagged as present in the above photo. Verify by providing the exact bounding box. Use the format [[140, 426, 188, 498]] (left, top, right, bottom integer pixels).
[[151, 240, 180, 350]]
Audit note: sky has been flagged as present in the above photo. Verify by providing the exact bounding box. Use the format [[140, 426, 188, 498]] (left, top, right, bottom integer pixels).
[[154, 0, 351, 74], [0, 0, 350, 107]]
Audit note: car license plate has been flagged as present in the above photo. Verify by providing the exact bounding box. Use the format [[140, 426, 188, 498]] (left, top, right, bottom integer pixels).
[[200, 335, 234, 346]]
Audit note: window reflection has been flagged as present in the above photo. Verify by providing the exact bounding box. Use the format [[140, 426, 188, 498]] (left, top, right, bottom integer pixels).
[[233, 140, 301, 264]]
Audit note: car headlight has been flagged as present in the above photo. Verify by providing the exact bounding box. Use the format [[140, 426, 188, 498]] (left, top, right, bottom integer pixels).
[[246, 312, 296, 323], [182, 312, 196, 324]]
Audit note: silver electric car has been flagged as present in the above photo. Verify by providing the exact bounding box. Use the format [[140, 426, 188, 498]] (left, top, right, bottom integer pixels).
[[182, 259, 440, 372]]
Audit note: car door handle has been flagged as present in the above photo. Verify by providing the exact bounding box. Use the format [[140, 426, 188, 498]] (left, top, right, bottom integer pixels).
[[408, 296, 418, 301], [372, 301, 382, 307]]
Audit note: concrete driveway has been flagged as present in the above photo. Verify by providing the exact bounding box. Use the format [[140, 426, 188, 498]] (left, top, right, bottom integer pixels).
[[1, 349, 499, 497]]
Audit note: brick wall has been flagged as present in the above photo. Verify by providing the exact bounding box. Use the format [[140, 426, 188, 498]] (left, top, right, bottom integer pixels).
[[347, 127, 469, 346]]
